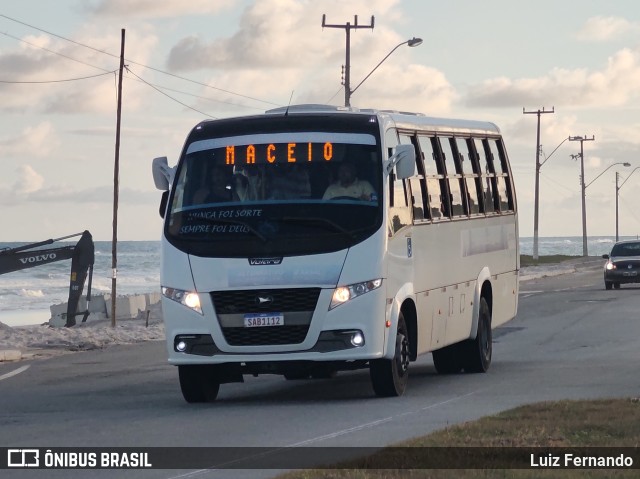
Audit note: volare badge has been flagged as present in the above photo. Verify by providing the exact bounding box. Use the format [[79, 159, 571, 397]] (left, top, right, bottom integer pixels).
[[248, 257, 283, 265]]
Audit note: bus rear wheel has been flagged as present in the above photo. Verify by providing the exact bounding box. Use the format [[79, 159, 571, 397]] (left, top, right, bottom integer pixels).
[[178, 365, 220, 403], [370, 313, 410, 397], [462, 297, 492, 373]]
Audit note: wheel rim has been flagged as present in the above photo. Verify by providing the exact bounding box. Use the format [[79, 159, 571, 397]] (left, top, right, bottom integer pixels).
[[480, 316, 491, 362], [396, 332, 410, 374]]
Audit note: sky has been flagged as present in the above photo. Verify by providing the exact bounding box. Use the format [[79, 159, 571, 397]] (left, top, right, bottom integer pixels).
[[1, 0, 640, 241]]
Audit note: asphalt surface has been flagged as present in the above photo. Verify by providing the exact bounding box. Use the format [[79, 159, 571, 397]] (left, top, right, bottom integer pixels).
[[1, 264, 639, 478]]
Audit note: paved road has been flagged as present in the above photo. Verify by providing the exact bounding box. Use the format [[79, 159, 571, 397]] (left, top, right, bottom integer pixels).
[[1, 266, 639, 478]]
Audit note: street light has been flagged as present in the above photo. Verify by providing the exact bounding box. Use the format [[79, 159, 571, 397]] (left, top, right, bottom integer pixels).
[[583, 161, 630, 253], [347, 37, 423, 105], [616, 166, 640, 241]]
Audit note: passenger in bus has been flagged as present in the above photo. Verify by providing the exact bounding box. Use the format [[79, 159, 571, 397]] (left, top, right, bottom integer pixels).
[[268, 165, 311, 199], [322, 162, 375, 200], [192, 166, 232, 204]]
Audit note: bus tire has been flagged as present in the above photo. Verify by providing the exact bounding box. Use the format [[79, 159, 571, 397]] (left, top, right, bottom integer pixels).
[[462, 297, 492, 373], [178, 365, 220, 403], [370, 313, 409, 397], [432, 344, 463, 374]]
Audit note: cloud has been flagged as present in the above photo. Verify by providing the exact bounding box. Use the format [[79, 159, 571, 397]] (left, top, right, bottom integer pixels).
[[466, 47, 640, 108], [166, 0, 403, 71], [343, 64, 456, 114], [575, 16, 637, 42], [0, 122, 59, 158], [164, 0, 453, 113], [0, 29, 158, 114], [83, 0, 236, 18], [0, 182, 156, 206], [13, 165, 44, 194]]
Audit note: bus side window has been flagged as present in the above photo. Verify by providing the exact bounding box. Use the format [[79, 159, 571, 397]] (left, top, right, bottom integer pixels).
[[389, 172, 411, 234], [489, 139, 515, 212], [399, 132, 427, 223], [474, 138, 499, 214], [418, 135, 446, 220], [454, 137, 480, 216], [441, 137, 465, 217]]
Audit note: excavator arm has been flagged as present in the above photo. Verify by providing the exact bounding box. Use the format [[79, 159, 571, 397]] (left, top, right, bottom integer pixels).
[[0, 231, 94, 327]]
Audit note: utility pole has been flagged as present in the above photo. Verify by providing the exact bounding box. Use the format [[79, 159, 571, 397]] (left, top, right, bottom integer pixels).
[[616, 172, 620, 242], [322, 14, 374, 107], [569, 135, 595, 257], [523, 107, 554, 260], [111, 28, 125, 328]]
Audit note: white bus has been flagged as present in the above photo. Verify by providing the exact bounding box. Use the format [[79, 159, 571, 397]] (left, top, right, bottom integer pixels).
[[152, 104, 519, 403]]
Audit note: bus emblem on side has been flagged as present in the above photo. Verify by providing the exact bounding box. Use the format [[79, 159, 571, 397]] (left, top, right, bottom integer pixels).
[[249, 257, 283, 265]]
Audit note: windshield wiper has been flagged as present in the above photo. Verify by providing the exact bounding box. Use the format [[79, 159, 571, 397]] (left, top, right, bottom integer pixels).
[[191, 217, 268, 242], [279, 216, 356, 239]]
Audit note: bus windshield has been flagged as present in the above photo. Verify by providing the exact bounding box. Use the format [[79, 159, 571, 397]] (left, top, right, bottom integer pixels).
[[166, 131, 383, 257]]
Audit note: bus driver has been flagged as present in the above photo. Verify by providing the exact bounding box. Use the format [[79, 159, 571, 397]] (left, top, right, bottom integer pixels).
[[322, 162, 375, 201]]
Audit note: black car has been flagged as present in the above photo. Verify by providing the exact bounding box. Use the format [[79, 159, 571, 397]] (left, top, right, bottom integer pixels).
[[602, 240, 640, 290]]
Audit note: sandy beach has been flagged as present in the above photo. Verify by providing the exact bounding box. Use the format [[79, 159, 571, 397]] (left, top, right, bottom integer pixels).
[[0, 301, 164, 361]]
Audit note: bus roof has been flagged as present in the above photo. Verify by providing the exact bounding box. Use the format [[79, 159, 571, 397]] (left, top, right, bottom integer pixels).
[[193, 104, 501, 137], [265, 104, 502, 136]]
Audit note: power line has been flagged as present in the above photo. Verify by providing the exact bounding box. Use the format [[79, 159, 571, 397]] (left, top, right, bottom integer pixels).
[[2, 27, 262, 111], [125, 65, 216, 119], [0, 30, 112, 72], [0, 13, 282, 108], [0, 70, 117, 84]]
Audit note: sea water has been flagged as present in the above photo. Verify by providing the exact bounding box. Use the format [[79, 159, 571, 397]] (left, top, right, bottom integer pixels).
[[0, 241, 160, 327], [0, 236, 635, 327]]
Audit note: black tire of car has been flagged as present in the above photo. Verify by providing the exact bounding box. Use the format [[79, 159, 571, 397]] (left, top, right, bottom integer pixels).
[[178, 365, 220, 403], [614, 283, 621, 289], [370, 312, 410, 397], [605, 281, 613, 290], [462, 297, 492, 373]]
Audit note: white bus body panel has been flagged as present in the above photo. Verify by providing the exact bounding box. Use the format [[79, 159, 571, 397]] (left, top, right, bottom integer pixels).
[[162, 232, 390, 365]]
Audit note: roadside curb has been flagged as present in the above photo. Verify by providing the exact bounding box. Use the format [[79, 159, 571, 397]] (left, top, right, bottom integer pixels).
[[519, 257, 603, 282]]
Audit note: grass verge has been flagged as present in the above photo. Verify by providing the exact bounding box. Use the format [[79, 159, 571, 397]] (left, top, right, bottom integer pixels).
[[278, 398, 640, 478], [520, 255, 579, 267]]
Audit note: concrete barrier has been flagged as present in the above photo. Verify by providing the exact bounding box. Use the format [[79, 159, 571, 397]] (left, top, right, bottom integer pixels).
[[49, 293, 161, 327]]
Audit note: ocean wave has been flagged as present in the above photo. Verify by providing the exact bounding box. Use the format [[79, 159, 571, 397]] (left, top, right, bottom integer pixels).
[[19, 289, 45, 298]]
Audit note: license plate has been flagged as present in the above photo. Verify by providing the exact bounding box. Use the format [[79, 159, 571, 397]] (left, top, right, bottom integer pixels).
[[244, 313, 284, 327], [623, 271, 637, 277]]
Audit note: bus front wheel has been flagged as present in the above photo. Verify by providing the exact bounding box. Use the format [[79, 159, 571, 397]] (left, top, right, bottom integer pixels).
[[178, 365, 220, 403], [370, 313, 410, 397]]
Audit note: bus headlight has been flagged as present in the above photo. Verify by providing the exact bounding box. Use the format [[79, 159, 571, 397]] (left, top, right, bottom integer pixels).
[[330, 279, 382, 310], [162, 286, 203, 315]]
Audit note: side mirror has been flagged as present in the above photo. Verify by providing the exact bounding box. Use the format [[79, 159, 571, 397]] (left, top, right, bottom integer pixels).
[[386, 144, 416, 179], [602, 254, 610, 259], [152, 156, 174, 191]]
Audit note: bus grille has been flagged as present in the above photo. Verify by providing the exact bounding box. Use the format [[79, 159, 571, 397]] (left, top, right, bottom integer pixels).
[[211, 288, 321, 314], [211, 288, 321, 346], [222, 325, 310, 346]]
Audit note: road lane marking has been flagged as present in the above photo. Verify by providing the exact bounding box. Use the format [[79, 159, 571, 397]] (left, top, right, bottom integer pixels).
[[0, 364, 30, 381], [288, 390, 479, 447], [163, 390, 481, 478]]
